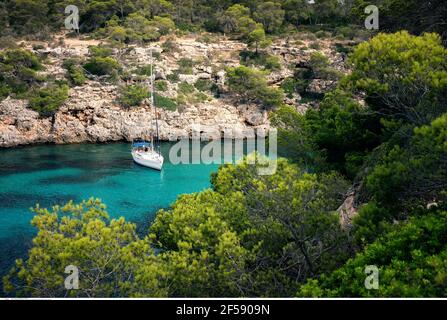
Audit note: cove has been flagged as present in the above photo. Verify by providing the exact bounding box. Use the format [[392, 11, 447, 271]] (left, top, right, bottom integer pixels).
[[0, 140, 255, 280]]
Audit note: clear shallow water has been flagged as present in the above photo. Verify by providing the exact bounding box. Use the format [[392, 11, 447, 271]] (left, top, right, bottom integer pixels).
[[0, 141, 237, 279]]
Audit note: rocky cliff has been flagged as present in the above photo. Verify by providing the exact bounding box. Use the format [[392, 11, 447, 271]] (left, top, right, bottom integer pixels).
[[0, 34, 348, 147]]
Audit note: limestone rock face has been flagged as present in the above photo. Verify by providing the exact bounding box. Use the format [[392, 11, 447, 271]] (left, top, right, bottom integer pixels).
[[1, 34, 349, 148], [0, 84, 269, 147]]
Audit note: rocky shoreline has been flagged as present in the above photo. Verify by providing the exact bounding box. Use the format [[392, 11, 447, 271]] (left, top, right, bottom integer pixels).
[[0, 34, 347, 148]]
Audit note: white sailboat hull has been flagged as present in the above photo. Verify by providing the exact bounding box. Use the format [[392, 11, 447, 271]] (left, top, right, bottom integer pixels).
[[132, 150, 164, 171]]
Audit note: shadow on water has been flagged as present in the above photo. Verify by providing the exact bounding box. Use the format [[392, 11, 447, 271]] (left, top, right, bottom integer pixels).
[[0, 192, 79, 209], [0, 142, 132, 177]]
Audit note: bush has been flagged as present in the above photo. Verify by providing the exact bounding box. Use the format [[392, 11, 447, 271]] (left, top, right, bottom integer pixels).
[[315, 30, 330, 39], [177, 58, 195, 75], [166, 71, 180, 83], [62, 59, 86, 86], [119, 85, 148, 108], [178, 82, 195, 95], [154, 93, 177, 110], [123, 13, 161, 43], [194, 79, 213, 92], [0, 49, 44, 98], [155, 80, 168, 92], [239, 51, 281, 71], [89, 45, 113, 58], [136, 64, 164, 77], [300, 209, 447, 297], [281, 77, 299, 98], [226, 66, 284, 108], [308, 52, 341, 80], [28, 84, 69, 117], [84, 57, 120, 77]]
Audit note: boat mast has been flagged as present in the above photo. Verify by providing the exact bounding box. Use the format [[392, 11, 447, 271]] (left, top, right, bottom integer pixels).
[[150, 48, 160, 154]]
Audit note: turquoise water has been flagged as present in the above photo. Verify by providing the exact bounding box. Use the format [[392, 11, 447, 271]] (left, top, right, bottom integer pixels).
[[0, 141, 241, 279]]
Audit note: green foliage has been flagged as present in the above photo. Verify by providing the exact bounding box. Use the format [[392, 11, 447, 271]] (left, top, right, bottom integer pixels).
[[177, 58, 195, 75], [28, 83, 69, 117], [89, 45, 113, 58], [271, 105, 322, 169], [154, 93, 177, 110], [350, 0, 446, 43], [119, 84, 148, 108], [166, 71, 180, 83], [149, 190, 248, 296], [345, 31, 447, 126], [308, 51, 343, 81], [123, 12, 161, 43], [226, 66, 284, 108], [62, 59, 86, 86], [253, 1, 285, 33], [0, 49, 43, 98], [194, 78, 213, 92], [240, 51, 281, 71], [365, 113, 447, 211], [210, 157, 350, 296], [218, 4, 258, 38], [299, 209, 447, 297], [178, 82, 195, 95], [304, 90, 382, 177], [246, 25, 271, 53], [6, 0, 51, 36], [3, 198, 167, 297], [84, 57, 120, 78], [155, 80, 168, 92]]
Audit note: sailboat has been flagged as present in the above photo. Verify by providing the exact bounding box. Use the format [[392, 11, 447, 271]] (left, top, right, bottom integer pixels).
[[131, 49, 164, 171]]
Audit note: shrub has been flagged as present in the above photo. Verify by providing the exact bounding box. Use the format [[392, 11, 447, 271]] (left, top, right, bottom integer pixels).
[[32, 44, 45, 51], [308, 52, 341, 80], [178, 82, 195, 95], [226, 66, 284, 108], [239, 51, 281, 71], [304, 90, 382, 177], [166, 71, 180, 83], [0, 49, 44, 98], [194, 79, 213, 92], [177, 58, 195, 74], [154, 93, 177, 111], [28, 84, 69, 117], [84, 57, 120, 77], [155, 80, 168, 92], [89, 45, 113, 58], [123, 13, 161, 43], [136, 64, 160, 77], [194, 92, 209, 103], [152, 16, 175, 35], [281, 77, 300, 98], [315, 30, 330, 39], [119, 85, 148, 108], [62, 59, 86, 86]]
